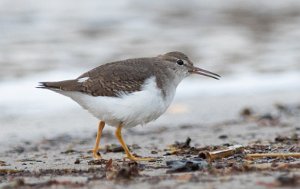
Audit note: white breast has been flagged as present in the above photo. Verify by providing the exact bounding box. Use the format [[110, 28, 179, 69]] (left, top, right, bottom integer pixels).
[[58, 77, 176, 128]]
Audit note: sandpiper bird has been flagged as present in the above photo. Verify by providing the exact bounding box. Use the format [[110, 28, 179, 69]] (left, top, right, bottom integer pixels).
[[38, 51, 220, 161]]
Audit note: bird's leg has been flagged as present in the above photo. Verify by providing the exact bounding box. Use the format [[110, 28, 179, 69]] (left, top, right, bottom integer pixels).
[[93, 121, 105, 159], [115, 123, 154, 161]]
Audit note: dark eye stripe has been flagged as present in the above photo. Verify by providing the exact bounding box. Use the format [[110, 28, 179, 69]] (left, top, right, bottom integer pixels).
[[176, 59, 184, 65]]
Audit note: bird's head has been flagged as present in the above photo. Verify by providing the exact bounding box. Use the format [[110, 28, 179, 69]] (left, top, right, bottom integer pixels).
[[159, 51, 220, 80]]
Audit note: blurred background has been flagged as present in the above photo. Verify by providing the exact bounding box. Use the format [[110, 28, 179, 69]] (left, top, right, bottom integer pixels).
[[0, 0, 299, 147]]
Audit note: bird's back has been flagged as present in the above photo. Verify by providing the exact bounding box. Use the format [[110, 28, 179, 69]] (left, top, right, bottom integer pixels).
[[39, 57, 173, 97]]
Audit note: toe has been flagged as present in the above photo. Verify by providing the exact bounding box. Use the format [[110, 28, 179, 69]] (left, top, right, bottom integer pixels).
[[93, 152, 102, 160], [127, 156, 155, 161]]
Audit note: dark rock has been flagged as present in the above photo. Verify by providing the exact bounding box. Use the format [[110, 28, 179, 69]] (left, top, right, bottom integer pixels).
[[74, 159, 80, 164], [166, 158, 208, 173], [88, 159, 108, 165], [240, 108, 253, 117], [13, 146, 25, 154], [106, 160, 140, 180], [219, 135, 228, 139], [105, 144, 125, 152], [174, 137, 192, 148], [116, 162, 139, 179], [277, 174, 299, 186], [61, 149, 81, 154]]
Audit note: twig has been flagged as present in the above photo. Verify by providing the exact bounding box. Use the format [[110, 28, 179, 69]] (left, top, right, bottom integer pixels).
[[246, 153, 300, 159], [207, 145, 244, 160]]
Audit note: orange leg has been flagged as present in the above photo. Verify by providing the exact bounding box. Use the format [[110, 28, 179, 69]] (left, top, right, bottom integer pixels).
[[115, 123, 154, 161], [93, 121, 105, 159]]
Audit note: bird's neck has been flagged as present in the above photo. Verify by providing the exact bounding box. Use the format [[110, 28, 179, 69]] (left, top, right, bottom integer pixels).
[[154, 71, 182, 101]]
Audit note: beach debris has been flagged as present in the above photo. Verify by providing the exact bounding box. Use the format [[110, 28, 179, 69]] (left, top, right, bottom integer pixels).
[[0, 178, 25, 189], [218, 135, 228, 139], [130, 144, 141, 149], [0, 169, 23, 175], [174, 137, 192, 148], [165, 137, 195, 155], [61, 149, 81, 154], [105, 144, 124, 153], [257, 174, 300, 187], [0, 177, 87, 189], [240, 107, 280, 126], [276, 174, 300, 186], [240, 107, 253, 118], [257, 114, 280, 126], [275, 103, 300, 116], [166, 158, 208, 173], [0, 160, 7, 166], [245, 153, 300, 159], [106, 160, 140, 180], [180, 124, 194, 129], [74, 158, 80, 164], [245, 162, 300, 171], [11, 146, 25, 154], [104, 144, 139, 153], [199, 145, 244, 161], [275, 134, 298, 144], [17, 159, 43, 163], [88, 159, 108, 165]]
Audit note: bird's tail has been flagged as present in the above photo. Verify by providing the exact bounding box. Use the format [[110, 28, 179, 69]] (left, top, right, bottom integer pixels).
[[37, 80, 80, 91]]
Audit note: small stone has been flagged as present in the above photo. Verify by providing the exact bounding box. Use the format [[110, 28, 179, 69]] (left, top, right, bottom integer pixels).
[[105, 144, 124, 152], [74, 159, 80, 164], [240, 108, 253, 117], [166, 158, 208, 173], [277, 174, 298, 186], [218, 135, 228, 139]]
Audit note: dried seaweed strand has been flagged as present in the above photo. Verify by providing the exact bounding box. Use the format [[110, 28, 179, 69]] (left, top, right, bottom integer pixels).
[[208, 145, 244, 160], [246, 153, 300, 159]]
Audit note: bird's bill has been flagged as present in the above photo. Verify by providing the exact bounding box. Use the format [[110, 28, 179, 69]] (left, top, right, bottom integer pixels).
[[189, 66, 221, 80]]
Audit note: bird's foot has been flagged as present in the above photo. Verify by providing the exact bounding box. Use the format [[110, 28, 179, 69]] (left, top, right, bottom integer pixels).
[[126, 155, 155, 161], [93, 151, 102, 160]]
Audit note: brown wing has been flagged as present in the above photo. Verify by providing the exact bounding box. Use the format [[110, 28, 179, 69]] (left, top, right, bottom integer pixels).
[[76, 58, 157, 97]]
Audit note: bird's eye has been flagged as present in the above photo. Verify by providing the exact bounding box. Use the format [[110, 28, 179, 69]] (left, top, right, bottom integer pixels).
[[176, 59, 184, 65]]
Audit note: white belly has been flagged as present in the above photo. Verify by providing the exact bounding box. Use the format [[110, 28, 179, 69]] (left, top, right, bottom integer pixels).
[[58, 77, 176, 128]]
